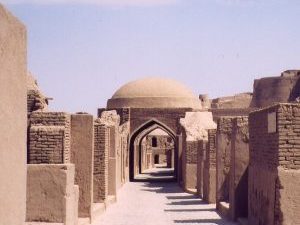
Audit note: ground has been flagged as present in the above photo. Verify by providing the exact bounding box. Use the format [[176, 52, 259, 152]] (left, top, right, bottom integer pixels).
[[93, 181, 237, 225]]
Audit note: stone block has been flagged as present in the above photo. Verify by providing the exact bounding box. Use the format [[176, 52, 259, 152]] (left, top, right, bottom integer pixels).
[[71, 114, 94, 220], [26, 164, 78, 225]]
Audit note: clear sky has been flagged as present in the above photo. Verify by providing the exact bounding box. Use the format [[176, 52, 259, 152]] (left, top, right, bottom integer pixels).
[[4, 0, 300, 115]]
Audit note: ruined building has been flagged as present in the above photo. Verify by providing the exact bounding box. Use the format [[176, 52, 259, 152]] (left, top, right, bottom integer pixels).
[[0, 4, 299, 225]]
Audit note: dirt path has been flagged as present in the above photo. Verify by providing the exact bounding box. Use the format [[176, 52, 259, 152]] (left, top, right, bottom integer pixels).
[[93, 181, 237, 225]]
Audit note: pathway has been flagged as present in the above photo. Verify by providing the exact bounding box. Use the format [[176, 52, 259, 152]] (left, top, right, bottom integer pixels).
[[93, 181, 237, 225]]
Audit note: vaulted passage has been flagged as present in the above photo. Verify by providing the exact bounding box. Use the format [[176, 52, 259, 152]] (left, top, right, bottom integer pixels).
[[93, 181, 236, 225], [129, 120, 178, 182]]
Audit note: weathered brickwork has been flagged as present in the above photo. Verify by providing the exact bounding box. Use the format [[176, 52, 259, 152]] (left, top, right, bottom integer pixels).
[[277, 104, 300, 169], [203, 129, 217, 203], [129, 108, 188, 136], [249, 103, 300, 225], [28, 112, 71, 164], [27, 89, 48, 113], [216, 117, 234, 207], [93, 123, 109, 203], [186, 141, 198, 164], [206, 129, 217, 168]]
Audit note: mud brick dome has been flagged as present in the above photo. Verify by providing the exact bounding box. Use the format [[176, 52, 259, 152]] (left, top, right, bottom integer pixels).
[[107, 77, 202, 109]]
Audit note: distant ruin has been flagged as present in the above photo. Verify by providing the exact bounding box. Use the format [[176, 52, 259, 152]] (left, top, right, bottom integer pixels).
[[0, 4, 299, 225]]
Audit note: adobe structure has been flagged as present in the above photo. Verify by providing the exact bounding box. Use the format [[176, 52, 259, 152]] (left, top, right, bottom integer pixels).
[[0, 4, 300, 225]]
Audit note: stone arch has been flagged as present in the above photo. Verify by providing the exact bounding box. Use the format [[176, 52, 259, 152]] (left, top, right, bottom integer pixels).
[[129, 119, 178, 181]]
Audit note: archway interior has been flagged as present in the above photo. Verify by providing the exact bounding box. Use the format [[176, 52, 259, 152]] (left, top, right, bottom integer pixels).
[[136, 128, 175, 181], [130, 121, 177, 182]]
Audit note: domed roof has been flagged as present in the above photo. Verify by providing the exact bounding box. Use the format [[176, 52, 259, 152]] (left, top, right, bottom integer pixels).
[[107, 77, 201, 109]]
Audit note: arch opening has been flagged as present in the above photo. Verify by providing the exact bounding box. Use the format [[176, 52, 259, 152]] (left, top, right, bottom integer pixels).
[[129, 120, 178, 182]]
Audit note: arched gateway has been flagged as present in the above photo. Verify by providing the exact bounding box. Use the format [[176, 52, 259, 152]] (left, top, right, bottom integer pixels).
[[99, 77, 203, 183]]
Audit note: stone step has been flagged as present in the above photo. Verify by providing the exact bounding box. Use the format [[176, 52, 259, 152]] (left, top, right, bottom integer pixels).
[[218, 201, 230, 218]]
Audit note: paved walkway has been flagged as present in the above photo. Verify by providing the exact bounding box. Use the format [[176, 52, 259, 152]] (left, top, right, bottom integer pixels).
[[93, 181, 237, 225]]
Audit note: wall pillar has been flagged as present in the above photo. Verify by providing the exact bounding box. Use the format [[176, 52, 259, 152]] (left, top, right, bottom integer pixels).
[[197, 140, 207, 197], [108, 126, 117, 197], [203, 129, 217, 203], [70, 114, 94, 221], [93, 123, 109, 203], [216, 117, 234, 209], [229, 117, 249, 221], [0, 5, 27, 224]]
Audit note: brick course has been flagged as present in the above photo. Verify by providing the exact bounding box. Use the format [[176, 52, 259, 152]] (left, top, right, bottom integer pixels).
[[249, 103, 300, 225], [93, 123, 109, 203], [28, 112, 71, 164]]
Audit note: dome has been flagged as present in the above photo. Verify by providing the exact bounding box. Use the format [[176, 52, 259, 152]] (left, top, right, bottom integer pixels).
[[107, 77, 201, 109]]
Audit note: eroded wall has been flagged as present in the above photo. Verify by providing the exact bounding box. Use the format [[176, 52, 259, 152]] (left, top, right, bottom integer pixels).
[[0, 4, 27, 225], [229, 117, 249, 221], [250, 71, 300, 108], [70, 114, 94, 220], [93, 123, 109, 203], [249, 104, 300, 225], [28, 112, 71, 164], [203, 129, 217, 203], [216, 117, 234, 208], [26, 164, 79, 225]]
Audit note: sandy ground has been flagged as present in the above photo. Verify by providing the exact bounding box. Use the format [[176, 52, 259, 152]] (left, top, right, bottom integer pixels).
[[93, 181, 238, 225]]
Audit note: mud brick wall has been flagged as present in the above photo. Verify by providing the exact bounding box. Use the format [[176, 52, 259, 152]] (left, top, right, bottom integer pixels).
[[229, 117, 249, 221], [186, 141, 199, 164], [0, 4, 27, 225], [26, 164, 79, 225], [27, 89, 48, 113], [93, 123, 109, 203], [216, 117, 234, 207], [211, 108, 253, 122], [70, 114, 94, 219], [108, 126, 117, 196], [28, 112, 71, 164], [249, 103, 300, 225], [129, 108, 188, 136], [203, 129, 217, 203]]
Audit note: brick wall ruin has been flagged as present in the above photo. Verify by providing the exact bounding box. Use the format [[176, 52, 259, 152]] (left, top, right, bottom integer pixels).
[[249, 103, 300, 225], [28, 112, 71, 164], [70, 114, 94, 220], [27, 72, 48, 113], [229, 117, 249, 221], [93, 123, 109, 203], [216, 117, 234, 208], [203, 129, 217, 203], [250, 71, 300, 108]]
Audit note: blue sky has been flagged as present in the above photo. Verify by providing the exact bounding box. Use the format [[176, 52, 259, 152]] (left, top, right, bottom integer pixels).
[[4, 0, 300, 115]]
